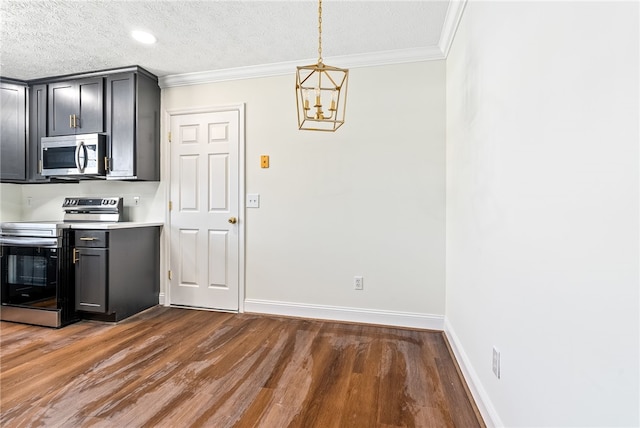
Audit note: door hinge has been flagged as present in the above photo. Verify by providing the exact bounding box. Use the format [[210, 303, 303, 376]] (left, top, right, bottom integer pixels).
[[169, 201, 173, 211], [168, 270, 173, 280], [168, 131, 171, 143]]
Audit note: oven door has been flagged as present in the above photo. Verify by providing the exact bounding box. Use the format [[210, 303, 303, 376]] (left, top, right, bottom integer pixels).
[[1, 244, 58, 306], [0, 237, 74, 327]]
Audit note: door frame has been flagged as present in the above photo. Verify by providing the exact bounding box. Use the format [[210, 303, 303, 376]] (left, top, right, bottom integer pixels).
[[162, 104, 246, 313]]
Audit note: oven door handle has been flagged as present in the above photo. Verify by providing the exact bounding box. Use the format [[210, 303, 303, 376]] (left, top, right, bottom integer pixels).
[[0, 237, 60, 247]]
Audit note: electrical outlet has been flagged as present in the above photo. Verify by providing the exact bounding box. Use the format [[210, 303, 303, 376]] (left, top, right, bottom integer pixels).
[[354, 276, 363, 290], [133, 196, 140, 207], [492, 347, 501, 379]]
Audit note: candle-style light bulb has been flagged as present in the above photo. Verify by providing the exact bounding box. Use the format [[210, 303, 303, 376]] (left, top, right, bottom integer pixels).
[[329, 90, 338, 111], [302, 89, 310, 109], [314, 87, 324, 119]]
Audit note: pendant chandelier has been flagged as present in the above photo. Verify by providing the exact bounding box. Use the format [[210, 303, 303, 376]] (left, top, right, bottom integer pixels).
[[296, 0, 349, 132]]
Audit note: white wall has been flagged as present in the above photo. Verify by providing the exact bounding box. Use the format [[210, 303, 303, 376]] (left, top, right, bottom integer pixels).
[[2, 181, 164, 223], [0, 183, 22, 221], [446, 1, 639, 427], [163, 61, 447, 321]]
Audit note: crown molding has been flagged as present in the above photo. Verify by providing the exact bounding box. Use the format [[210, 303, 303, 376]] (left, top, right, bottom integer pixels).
[[439, 0, 468, 57], [159, 0, 470, 90], [158, 46, 444, 89]]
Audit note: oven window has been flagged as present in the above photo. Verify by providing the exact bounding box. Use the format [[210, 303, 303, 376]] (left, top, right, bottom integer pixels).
[[7, 253, 48, 286], [1, 247, 58, 307]]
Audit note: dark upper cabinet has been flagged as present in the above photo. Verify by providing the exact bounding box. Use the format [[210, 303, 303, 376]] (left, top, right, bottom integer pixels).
[[48, 77, 104, 136], [0, 80, 27, 182], [1, 66, 158, 183], [106, 71, 160, 180], [27, 84, 49, 182]]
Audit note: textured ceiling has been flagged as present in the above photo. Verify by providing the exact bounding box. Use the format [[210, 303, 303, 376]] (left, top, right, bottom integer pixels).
[[0, 0, 450, 81]]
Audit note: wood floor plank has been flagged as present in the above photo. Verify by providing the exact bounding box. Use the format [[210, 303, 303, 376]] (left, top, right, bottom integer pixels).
[[339, 327, 382, 427], [0, 306, 484, 427]]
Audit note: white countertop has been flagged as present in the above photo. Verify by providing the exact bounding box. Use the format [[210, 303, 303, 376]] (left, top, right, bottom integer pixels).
[[69, 222, 164, 230]]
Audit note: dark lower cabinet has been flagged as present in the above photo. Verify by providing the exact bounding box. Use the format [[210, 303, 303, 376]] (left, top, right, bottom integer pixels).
[[74, 227, 160, 322], [75, 247, 108, 313]]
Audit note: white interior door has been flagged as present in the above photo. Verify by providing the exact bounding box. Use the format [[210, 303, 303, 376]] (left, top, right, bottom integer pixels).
[[169, 110, 240, 311]]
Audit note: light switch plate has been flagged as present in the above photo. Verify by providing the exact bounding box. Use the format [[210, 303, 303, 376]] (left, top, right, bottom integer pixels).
[[247, 194, 260, 208]]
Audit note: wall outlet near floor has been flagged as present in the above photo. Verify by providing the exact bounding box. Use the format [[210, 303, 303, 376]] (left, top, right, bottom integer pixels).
[[354, 276, 364, 290], [492, 346, 501, 379]]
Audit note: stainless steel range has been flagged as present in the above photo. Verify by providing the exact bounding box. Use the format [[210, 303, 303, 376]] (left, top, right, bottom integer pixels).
[[62, 196, 123, 222], [0, 197, 123, 327]]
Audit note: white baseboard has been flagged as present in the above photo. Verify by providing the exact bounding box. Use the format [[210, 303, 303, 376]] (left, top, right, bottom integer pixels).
[[244, 299, 444, 330], [444, 318, 503, 428], [158, 292, 165, 306]]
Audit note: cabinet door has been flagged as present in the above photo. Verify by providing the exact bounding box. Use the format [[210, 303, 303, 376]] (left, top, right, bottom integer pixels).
[[75, 248, 108, 313], [48, 81, 77, 136], [106, 73, 136, 178], [0, 82, 27, 181], [28, 84, 49, 182], [48, 78, 104, 136], [77, 78, 104, 133]]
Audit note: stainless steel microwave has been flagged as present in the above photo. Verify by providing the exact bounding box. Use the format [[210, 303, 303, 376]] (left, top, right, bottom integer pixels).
[[40, 134, 106, 177]]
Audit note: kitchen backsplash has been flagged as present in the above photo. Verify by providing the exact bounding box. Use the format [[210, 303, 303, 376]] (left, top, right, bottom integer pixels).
[[0, 181, 165, 223]]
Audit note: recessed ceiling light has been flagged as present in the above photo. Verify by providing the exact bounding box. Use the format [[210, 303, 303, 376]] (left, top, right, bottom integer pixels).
[[132, 30, 156, 45]]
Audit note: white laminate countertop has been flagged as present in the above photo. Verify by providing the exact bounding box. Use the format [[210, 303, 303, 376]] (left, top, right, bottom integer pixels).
[[69, 222, 164, 230]]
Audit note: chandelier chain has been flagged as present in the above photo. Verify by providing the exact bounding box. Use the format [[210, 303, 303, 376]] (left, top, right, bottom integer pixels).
[[318, 0, 323, 64]]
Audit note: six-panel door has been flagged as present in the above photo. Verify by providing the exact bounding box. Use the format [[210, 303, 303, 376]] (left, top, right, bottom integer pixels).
[[169, 110, 240, 311]]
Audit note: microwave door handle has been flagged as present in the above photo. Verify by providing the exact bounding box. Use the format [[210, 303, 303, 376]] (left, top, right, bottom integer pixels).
[[76, 142, 87, 173], [75, 143, 82, 171]]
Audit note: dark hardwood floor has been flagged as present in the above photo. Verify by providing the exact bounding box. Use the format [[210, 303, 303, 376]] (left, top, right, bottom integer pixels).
[[0, 306, 484, 427]]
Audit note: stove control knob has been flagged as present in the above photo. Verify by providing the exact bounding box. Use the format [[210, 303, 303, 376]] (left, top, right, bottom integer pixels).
[[110, 200, 117, 205]]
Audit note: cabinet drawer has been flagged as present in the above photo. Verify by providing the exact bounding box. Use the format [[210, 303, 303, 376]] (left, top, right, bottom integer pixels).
[[75, 231, 108, 247]]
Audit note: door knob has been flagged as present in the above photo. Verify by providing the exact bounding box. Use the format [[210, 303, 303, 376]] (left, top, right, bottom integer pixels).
[[228, 217, 237, 224]]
